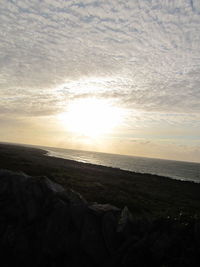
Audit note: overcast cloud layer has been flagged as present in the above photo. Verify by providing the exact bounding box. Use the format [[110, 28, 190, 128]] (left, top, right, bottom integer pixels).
[[1, 0, 200, 113], [0, 0, 200, 161]]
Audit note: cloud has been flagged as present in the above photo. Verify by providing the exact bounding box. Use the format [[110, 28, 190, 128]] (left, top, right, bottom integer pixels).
[[0, 88, 65, 116], [0, 0, 199, 88], [0, 0, 200, 161], [107, 137, 200, 163]]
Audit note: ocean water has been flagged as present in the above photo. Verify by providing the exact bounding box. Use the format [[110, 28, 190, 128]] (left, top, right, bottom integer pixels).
[[43, 146, 200, 183]]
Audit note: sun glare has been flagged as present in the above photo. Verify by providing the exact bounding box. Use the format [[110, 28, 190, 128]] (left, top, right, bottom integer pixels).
[[58, 98, 123, 137]]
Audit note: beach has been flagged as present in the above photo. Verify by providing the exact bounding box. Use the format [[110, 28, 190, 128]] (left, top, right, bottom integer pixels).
[[1, 143, 200, 219]]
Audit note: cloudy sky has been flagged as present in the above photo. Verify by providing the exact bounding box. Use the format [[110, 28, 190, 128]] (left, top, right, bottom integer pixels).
[[0, 0, 200, 162]]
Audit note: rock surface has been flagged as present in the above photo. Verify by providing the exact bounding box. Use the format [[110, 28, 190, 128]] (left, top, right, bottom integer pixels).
[[0, 169, 200, 267]]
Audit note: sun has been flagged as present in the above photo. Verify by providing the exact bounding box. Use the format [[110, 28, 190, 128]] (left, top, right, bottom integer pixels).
[[58, 98, 123, 137]]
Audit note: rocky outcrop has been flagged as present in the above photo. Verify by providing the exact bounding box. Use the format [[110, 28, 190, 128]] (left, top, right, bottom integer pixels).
[[0, 169, 199, 267]]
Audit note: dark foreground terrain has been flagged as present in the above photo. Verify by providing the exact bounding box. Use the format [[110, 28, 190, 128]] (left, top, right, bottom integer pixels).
[[0, 143, 200, 266], [0, 143, 200, 218], [0, 169, 200, 267]]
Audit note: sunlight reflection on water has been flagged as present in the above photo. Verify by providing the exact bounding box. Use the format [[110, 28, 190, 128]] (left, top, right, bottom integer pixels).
[[43, 147, 200, 183]]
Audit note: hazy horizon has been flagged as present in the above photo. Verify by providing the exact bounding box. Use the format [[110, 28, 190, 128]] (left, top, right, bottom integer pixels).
[[1, 140, 200, 165], [1, 0, 200, 163]]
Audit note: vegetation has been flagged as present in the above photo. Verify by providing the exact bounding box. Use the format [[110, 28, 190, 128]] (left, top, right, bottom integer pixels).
[[0, 143, 200, 219]]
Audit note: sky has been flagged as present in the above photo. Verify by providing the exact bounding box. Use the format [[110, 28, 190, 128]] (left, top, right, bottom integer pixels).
[[0, 0, 200, 163]]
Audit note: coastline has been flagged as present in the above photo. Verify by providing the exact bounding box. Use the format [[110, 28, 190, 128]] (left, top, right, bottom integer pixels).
[[0, 143, 200, 218], [46, 149, 200, 184]]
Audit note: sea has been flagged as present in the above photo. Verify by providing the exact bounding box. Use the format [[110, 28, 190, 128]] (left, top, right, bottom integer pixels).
[[41, 146, 200, 183]]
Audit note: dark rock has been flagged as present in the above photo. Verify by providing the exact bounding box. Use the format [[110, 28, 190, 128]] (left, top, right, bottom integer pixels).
[[80, 212, 108, 265], [117, 206, 133, 239], [89, 203, 120, 216], [0, 169, 200, 267], [102, 211, 120, 254], [41, 198, 71, 255], [194, 220, 200, 246], [150, 232, 171, 264], [65, 189, 88, 231]]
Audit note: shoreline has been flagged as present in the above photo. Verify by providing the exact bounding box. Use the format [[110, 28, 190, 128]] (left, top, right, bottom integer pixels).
[[46, 150, 199, 184], [0, 143, 200, 218], [2, 141, 199, 183]]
